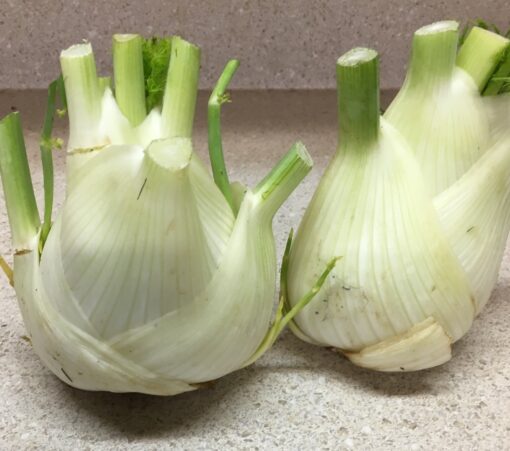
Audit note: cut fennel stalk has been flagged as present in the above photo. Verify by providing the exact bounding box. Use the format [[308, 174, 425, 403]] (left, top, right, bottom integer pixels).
[[286, 44, 510, 372], [385, 21, 510, 196], [0, 34, 328, 395]]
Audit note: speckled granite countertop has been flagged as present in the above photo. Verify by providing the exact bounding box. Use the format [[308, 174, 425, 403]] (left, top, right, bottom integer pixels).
[[1, 0, 509, 90], [0, 90, 508, 450]]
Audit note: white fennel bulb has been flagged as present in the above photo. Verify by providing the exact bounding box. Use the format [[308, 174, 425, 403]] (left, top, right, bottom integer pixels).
[[286, 43, 510, 372], [0, 35, 314, 394]]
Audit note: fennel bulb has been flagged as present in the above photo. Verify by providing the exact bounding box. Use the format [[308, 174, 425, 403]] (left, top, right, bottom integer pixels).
[[385, 21, 509, 195], [0, 35, 317, 395], [287, 33, 510, 372]]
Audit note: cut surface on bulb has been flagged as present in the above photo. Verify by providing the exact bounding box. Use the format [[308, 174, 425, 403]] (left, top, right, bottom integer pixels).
[[345, 316, 452, 372]]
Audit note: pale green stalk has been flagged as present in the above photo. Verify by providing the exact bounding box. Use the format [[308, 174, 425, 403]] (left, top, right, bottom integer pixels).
[[336, 48, 380, 150], [60, 43, 102, 148], [254, 142, 313, 219], [113, 34, 146, 125], [457, 26, 510, 92], [403, 21, 458, 92], [161, 37, 201, 137]]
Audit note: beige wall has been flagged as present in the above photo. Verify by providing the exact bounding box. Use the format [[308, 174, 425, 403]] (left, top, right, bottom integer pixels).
[[0, 0, 507, 89]]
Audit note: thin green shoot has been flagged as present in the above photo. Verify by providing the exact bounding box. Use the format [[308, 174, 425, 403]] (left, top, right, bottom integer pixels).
[[208, 59, 240, 214], [483, 47, 510, 95], [243, 230, 339, 367], [0, 255, 13, 286], [40, 76, 67, 248]]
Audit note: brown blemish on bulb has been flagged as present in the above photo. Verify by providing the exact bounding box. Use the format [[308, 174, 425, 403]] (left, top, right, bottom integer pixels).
[[68, 143, 108, 155], [14, 249, 31, 256]]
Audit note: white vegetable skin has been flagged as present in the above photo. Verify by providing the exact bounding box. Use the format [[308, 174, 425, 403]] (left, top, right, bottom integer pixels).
[[15, 234, 196, 395], [435, 131, 510, 313], [385, 68, 490, 196]]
